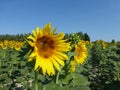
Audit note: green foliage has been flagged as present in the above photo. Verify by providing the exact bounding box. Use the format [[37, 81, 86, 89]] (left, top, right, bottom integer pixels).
[[82, 42, 120, 90], [69, 33, 80, 44], [0, 33, 120, 90], [83, 33, 90, 41], [0, 40, 91, 90], [0, 33, 30, 41], [0, 45, 34, 90]]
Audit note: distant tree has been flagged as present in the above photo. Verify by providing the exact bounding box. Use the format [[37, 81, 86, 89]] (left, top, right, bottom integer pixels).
[[0, 33, 28, 41], [65, 33, 69, 39], [76, 32, 90, 41], [84, 33, 90, 41], [75, 32, 83, 40], [76, 32, 83, 37], [111, 39, 115, 43]]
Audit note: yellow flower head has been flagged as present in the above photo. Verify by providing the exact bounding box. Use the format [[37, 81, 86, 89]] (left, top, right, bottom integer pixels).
[[1, 43, 7, 49], [70, 61, 76, 72], [4, 40, 8, 45], [102, 41, 106, 49], [27, 23, 71, 75], [74, 41, 88, 64], [8, 40, 15, 49], [0, 41, 3, 46], [14, 42, 21, 51]]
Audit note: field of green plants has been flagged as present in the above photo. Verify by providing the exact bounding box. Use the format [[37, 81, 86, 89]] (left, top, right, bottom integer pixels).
[[0, 32, 120, 90]]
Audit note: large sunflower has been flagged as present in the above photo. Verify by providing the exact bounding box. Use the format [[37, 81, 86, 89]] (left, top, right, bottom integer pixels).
[[27, 23, 71, 75], [74, 41, 88, 64]]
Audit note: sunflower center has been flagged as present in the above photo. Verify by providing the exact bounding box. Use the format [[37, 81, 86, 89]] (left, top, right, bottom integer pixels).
[[36, 36, 55, 58]]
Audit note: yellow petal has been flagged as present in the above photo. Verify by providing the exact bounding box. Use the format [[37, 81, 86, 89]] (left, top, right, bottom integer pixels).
[[36, 56, 47, 75], [27, 35, 35, 42], [46, 60, 55, 75], [52, 55, 64, 66], [28, 57, 33, 62], [54, 32, 65, 40], [55, 51, 68, 60], [34, 59, 40, 71], [32, 30, 36, 38], [29, 51, 36, 58], [50, 57, 60, 71], [27, 40, 34, 47]]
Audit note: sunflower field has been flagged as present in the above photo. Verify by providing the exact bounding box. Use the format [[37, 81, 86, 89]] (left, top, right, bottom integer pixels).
[[0, 24, 120, 90]]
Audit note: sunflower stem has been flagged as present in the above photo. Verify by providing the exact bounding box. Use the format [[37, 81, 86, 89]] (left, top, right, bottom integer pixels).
[[35, 71, 38, 90], [56, 72, 59, 84]]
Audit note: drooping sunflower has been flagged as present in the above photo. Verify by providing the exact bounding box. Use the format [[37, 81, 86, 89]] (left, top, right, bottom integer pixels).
[[27, 23, 71, 75], [74, 41, 88, 64]]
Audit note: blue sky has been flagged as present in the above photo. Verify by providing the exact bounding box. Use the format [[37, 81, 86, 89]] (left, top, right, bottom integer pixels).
[[0, 0, 120, 41]]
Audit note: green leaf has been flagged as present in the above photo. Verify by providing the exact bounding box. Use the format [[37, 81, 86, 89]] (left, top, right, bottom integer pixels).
[[72, 73, 90, 86], [38, 74, 46, 82], [42, 81, 69, 90], [0, 74, 7, 81], [61, 74, 72, 85], [16, 77, 24, 83], [4, 77, 12, 83], [67, 51, 76, 59], [10, 60, 19, 64], [70, 86, 91, 90], [0, 87, 9, 90]]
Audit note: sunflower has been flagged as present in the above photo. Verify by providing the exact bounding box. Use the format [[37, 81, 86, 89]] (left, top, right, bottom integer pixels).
[[14, 42, 21, 51], [1, 43, 7, 50], [8, 40, 15, 49], [70, 61, 76, 72], [0, 41, 3, 46], [27, 23, 71, 75], [74, 41, 88, 64]]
